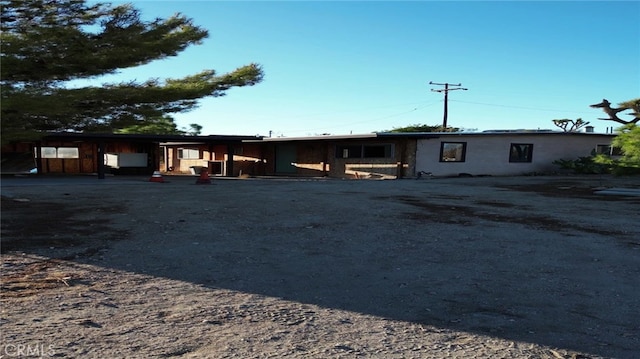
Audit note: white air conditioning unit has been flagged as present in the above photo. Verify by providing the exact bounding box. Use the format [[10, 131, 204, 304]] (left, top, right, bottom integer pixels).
[[209, 160, 225, 176]]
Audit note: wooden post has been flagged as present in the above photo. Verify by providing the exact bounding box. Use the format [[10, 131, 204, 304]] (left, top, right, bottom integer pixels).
[[226, 144, 234, 177], [34, 141, 43, 175], [97, 141, 105, 179]]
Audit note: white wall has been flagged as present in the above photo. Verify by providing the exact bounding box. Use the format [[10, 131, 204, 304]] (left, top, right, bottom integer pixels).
[[415, 133, 614, 177], [104, 153, 148, 168]]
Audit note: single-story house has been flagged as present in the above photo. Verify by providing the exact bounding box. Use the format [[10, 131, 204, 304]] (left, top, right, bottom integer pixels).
[[1, 129, 617, 179]]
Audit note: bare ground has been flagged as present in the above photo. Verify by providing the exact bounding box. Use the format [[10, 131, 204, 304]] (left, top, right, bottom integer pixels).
[[1, 174, 639, 358]]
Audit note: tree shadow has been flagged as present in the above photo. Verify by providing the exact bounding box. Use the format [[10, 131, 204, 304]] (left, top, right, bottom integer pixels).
[[2, 178, 639, 358]]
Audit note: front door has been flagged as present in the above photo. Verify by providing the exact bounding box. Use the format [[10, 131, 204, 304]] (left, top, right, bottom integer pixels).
[[275, 144, 297, 174]]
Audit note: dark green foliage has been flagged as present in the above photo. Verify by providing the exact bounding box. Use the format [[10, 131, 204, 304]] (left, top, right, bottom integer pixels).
[[553, 156, 612, 175], [185, 124, 203, 136], [1, 0, 263, 143], [554, 124, 640, 175], [115, 116, 185, 135], [612, 124, 640, 166], [555, 100, 640, 176]]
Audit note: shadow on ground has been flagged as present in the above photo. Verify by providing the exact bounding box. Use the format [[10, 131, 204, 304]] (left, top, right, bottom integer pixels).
[[2, 175, 639, 358]]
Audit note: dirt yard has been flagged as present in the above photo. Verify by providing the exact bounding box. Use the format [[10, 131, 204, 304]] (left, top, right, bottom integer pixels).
[[1, 174, 639, 359]]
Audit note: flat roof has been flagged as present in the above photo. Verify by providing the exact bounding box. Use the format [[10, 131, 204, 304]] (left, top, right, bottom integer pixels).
[[243, 130, 614, 143], [245, 133, 379, 142], [13, 130, 614, 146], [37, 132, 262, 143]]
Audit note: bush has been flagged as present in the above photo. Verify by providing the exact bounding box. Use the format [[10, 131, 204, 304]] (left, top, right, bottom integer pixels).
[[554, 124, 639, 176], [554, 153, 640, 176], [553, 156, 612, 174]]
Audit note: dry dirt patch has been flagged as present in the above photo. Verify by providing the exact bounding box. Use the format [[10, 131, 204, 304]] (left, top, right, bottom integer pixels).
[[1, 196, 127, 256], [1, 175, 639, 359], [1, 196, 127, 300]]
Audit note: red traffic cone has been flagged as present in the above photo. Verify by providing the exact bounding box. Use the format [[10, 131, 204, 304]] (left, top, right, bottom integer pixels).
[[149, 171, 164, 183], [195, 168, 211, 184]]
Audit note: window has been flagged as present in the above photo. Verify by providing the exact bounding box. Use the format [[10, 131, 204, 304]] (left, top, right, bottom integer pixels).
[[57, 147, 79, 159], [40, 147, 57, 158], [440, 142, 466, 162], [595, 144, 611, 155], [363, 144, 392, 158], [177, 148, 200, 159], [509, 143, 533, 163], [37, 147, 79, 159], [596, 144, 622, 156], [336, 144, 393, 159], [336, 145, 362, 159], [611, 146, 623, 156]]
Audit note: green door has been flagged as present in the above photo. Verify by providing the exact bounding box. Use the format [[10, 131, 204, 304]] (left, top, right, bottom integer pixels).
[[275, 144, 297, 174]]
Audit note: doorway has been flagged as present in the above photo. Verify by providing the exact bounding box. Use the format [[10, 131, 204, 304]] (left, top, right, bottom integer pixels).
[[275, 143, 297, 174]]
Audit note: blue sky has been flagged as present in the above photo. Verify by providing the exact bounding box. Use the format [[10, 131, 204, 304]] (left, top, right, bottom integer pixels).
[[94, 1, 639, 136]]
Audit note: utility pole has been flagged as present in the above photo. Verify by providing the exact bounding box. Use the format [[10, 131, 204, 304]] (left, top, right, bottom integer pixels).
[[429, 81, 468, 130]]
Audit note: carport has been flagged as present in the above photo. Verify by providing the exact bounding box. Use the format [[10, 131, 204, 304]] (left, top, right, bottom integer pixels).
[[1, 133, 262, 179]]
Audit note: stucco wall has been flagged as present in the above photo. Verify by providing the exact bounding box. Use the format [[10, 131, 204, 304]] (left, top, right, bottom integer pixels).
[[416, 134, 614, 177]]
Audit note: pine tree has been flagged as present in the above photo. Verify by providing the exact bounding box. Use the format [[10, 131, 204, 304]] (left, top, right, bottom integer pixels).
[[1, 0, 263, 143]]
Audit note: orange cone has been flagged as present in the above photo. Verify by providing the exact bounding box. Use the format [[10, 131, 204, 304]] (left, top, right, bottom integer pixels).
[[195, 168, 211, 184], [149, 170, 164, 183]]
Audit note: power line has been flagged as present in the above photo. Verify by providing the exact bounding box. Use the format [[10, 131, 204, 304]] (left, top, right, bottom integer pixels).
[[285, 100, 442, 134], [259, 100, 439, 123], [286, 108, 420, 134], [449, 99, 597, 115], [429, 81, 468, 129]]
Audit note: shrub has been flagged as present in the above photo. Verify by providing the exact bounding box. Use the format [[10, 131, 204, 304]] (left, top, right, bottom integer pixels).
[[553, 156, 612, 174]]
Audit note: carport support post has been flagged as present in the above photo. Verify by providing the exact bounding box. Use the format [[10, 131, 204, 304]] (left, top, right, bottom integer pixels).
[[226, 144, 234, 177], [97, 141, 105, 179], [34, 141, 43, 175]]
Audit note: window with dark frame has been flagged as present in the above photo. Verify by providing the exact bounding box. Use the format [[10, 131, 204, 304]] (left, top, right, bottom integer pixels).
[[597, 144, 622, 156], [336, 145, 362, 159], [596, 144, 611, 155], [611, 146, 623, 156], [439, 142, 466, 162], [363, 144, 392, 158], [509, 143, 533, 163], [336, 144, 393, 159]]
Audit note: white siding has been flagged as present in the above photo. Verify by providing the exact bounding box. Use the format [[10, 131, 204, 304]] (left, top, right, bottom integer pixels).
[[416, 134, 614, 176]]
